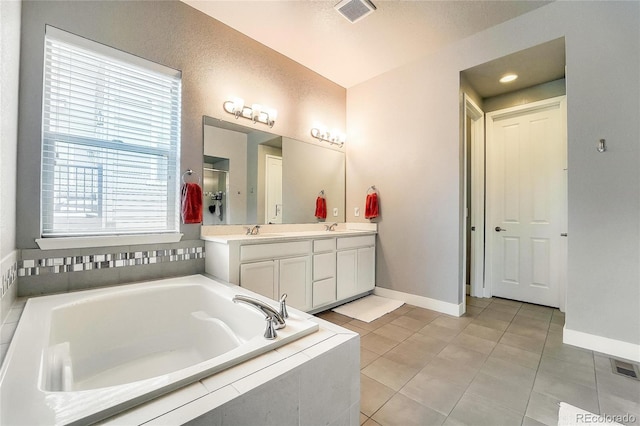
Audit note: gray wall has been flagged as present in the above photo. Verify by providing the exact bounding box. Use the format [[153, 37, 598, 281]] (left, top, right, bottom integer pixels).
[[346, 1, 639, 345], [0, 0, 20, 259], [16, 0, 345, 248], [483, 78, 566, 112]]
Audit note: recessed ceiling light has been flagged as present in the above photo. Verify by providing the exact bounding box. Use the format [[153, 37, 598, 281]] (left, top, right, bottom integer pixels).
[[499, 74, 518, 83]]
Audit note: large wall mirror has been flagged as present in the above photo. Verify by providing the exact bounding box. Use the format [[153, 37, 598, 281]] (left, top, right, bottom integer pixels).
[[202, 116, 345, 226]]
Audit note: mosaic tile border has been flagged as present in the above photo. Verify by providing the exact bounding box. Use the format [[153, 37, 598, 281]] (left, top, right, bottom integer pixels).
[[18, 247, 205, 277], [2, 261, 18, 298]]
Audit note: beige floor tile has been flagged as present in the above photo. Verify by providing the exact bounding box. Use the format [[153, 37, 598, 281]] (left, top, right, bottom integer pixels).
[[538, 356, 596, 389], [404, 307, 441, 323], [511, 314, 551, 330], [436, 344, 489, 369], [525, 391, 560, 426], [400, 374, 466, 416], [418, 356, 481, 387], [516, 308, 553, 322], [360, 412, 369, 425], [461, 305, 484, 318], [506, 322, 548, 340], [483, 302, 520, 315], [360, 374, 396, 417], [444, 392, 523, 426], [533, 372, 599, 414], [479, 356, 537, 386], [466, 371, 533, 414], [373, 323, 414, 343], [466, 297, 492, 308], [405, 332, 449, 355], [490, 343, 541, 370], [390, 315, 428, 332], [361, 332, 399, 355], [363, 418, 382, 426], [461, 323, 504, 342], [383, 340, 437, 369], [471, 315, 511, 332], [372, 393, 446, 426], [418, 323, 462, 342], [431, 315, 472, 331], [477, 307, 517, 323], [362, 356, 421, 391], [500, 331, 546, 354], [361, 347, 379, 369], [451, 333, 497, 355]]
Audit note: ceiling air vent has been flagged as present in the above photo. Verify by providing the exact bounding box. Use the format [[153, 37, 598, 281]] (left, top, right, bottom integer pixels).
[[335, 0, 376, 23]]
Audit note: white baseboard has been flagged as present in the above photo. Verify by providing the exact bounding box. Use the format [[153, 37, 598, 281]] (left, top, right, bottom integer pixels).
[[563, 326, 640, 363], [373, 287, 464, 317]]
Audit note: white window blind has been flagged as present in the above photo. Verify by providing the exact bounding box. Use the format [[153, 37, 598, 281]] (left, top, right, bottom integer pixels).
[[41, 27, 181, 237]]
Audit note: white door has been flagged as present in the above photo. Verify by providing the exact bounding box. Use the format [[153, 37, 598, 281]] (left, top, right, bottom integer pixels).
[[486, 96, 567, 308], [336, 249, 357, 300], [265, 155, 283, 224], [356, 246, 375, 293]]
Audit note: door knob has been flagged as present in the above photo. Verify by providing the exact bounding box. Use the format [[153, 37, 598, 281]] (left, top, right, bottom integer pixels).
[[495, 226, 507, 232]]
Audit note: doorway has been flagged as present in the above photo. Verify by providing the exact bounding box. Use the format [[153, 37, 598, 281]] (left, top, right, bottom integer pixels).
[[265, 154, 283, 224], [485, 96, 567, 308]]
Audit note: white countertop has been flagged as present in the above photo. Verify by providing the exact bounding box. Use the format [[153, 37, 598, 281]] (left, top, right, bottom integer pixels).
[[200, 223, 377, 244]]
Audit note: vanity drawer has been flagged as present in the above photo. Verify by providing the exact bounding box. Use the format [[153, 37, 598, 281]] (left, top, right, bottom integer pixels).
[[313, 277, 336, 308], [240, 241, 311, 262], [313, 252, 335, 281], [337, 235, 375, 250], [313, 238, 336, 253]]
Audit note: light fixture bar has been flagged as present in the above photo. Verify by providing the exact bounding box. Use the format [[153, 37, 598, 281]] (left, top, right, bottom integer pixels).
[[223, 99, 277, 128], [310, 127, 346, 147]]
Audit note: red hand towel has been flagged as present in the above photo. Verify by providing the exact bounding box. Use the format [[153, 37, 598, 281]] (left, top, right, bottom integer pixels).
[[315, 196, 327, 219], [181, 182, 203, 224], [365, 192, 379, 219]]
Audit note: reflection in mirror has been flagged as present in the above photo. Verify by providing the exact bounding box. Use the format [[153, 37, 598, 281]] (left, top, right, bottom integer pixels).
[[203, 116, 345, 225]]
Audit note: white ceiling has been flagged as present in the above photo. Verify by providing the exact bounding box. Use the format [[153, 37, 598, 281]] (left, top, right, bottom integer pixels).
[[182, 0, 552, 89]]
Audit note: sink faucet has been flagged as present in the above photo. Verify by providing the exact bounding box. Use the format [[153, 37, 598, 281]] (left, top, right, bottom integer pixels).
[[233, 294, 286, 332], [324, 222, 338, 231], [245, 225, 261, 235]]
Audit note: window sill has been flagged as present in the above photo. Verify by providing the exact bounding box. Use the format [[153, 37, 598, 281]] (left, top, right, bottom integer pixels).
[[35, 233, 184, 250]]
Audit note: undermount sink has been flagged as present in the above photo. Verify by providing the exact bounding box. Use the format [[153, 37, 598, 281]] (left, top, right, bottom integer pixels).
[[246, 233, 284, 238]]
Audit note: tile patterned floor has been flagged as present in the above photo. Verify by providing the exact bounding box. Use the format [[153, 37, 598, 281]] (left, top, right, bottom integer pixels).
[[316, 296, 640, 426]]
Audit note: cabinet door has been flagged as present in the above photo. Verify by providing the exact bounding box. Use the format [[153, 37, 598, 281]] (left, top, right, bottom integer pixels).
[[279, 256, 312, 311], [240, 260, 277, 300], [337, 249, 357, 300], [357, 246, 376, 293]]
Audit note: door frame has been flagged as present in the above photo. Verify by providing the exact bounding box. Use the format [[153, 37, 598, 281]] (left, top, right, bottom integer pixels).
[[264, 154, 283, 224], [484, 95, 568, 309], [462, 94, 487, 300]]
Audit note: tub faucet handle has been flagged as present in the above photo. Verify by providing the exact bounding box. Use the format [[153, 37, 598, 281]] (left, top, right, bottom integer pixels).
[[264, 316, 277, 340], [279, 293, 289, 319]]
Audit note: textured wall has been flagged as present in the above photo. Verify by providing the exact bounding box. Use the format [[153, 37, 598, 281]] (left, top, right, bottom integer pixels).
[[346, 1, 640, 346], [16, 0, 346, 247]]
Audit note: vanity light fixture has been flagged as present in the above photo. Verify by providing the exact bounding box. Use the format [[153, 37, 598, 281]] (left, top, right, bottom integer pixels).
[[310, 127, 346, 147], [499, 73, 518, 83], [223, 97, 278, 127]]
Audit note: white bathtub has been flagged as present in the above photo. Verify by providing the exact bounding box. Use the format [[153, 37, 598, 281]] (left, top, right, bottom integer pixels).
[[0, 274, 319, 425]]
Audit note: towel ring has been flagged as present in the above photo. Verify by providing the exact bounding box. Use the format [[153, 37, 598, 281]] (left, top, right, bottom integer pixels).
[[318, 189, 325, 197], [182, 169, 201, 185], [367, 185, 377, 194]]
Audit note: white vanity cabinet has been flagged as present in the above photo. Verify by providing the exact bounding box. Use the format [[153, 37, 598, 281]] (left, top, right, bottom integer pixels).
[[336, 235, 376, 300], [312, 239, 337, 308], [203, 230, 376, 313], [239, 241, 312, 311]]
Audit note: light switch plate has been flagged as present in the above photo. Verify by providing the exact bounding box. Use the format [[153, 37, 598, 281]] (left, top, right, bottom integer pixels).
[[354, 207, 360, 217], [333, 208, 338, 217]]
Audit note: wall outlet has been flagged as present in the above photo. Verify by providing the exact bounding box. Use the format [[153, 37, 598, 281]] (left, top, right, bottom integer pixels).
[[333, 208, 338, 217], [354, 207, 360, 217]]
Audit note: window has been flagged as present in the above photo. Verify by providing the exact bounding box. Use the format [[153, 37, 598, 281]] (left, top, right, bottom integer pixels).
[[41, 27, 181, 238]]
